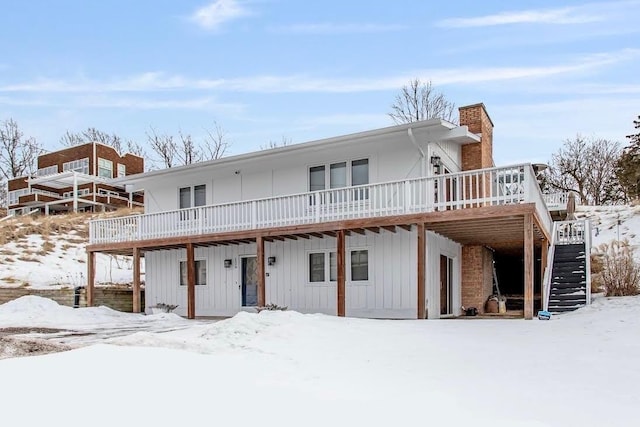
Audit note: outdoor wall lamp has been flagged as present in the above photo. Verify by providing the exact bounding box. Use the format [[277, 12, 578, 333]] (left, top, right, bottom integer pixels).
[[430, 155, 442, 173], [224, 259, 232, 268], [268, 256, 276, 266]]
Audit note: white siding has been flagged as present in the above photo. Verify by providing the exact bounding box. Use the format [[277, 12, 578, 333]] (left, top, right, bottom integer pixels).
[[425, 231, 462, 319], [145, 228, 421, 319]]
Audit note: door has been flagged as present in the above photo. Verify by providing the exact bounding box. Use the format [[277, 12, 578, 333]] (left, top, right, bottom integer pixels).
[[440, 255, 454, 315], [242, 256, 258, 307]]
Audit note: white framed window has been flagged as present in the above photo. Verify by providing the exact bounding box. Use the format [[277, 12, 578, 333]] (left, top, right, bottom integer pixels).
[[97, 158, 113, 178], [37, 165, 58, 176], [63, 188, 90, 198], [308, 249, 368, 284], [350, 249, 369, 281], [63, 158, 89, 175], [8, 188, 30, 205], [179, 184, 206, 209], [179, 260, 207, 286], [308, 159, 369, 192], [117, 164, 126, 178]]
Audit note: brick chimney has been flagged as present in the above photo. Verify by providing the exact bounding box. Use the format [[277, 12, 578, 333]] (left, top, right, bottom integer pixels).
[[459, 103, 494, 170]]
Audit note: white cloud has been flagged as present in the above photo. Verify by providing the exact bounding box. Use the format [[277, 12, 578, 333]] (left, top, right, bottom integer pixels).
[[1, 49, 637, 95], [270, 22, 406, 34], [438, 7, 600, 28], [189, 0, 249, 30]]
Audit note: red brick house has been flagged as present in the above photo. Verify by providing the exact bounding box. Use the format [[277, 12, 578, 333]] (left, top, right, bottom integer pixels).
[[6, 142, 144, 216]]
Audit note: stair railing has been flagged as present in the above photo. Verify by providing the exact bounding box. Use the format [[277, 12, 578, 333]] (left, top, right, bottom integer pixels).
[[584, 220, 592, 305], [542, 221, 558, 312]]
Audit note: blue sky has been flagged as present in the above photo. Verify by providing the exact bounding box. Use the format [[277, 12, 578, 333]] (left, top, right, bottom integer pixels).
[[0, 0, 638, 165]]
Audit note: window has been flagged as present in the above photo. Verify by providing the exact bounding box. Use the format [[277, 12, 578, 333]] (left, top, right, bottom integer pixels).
[[309, 166, 325, 191], [350, 250, 369, 281], [309, 253, 325, 282], [8, 188, 29, 205], [308, 249, 367, 283], [180, 260, 207, 286], [63, 188, 90, 198], [37, 165, 58, 176], [63, 158, 89, 175], [117, 164, 126, 178], [179, 185, 206, 209], [97, 158, 113, 178], [309, 158, 369, 191]]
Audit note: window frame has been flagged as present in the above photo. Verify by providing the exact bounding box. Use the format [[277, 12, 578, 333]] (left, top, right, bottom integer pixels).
[[117, 163, 126, 178], [63, 158, 90, 175], [179, 259, 207, 286], [178, 184, 207, 210], [97, 158, 113, 178], [307, 248, 370, 285], [307, 158, 369, 193]]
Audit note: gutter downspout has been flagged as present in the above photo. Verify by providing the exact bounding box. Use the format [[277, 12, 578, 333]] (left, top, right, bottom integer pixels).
[[407, 127, 426, 177]]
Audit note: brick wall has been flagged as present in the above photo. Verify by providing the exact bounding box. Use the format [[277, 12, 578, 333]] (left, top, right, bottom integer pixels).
[[0, 288, 144, 312], [459, 103, 494, 171], [461, 245, 494, 313]]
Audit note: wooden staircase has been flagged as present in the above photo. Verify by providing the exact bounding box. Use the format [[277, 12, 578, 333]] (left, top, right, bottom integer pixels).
[[543, 221, 592, 314]]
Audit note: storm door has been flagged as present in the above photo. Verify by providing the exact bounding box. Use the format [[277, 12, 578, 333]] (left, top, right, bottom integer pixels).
[[242, 256, 258, 307]]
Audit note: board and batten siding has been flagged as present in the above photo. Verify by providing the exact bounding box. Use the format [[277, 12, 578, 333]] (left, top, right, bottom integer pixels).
[[425, 231, 462, 319], [142, 129, 464, 215], [144, 228, 460, 319]]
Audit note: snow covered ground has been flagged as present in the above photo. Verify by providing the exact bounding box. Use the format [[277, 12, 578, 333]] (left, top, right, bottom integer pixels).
[[577, 204, 640, 259], [1, 294, 639, 426]]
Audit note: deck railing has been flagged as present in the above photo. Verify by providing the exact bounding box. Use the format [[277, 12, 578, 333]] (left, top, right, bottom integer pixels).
[[89, 164, 552, 244], [543, 191, 580, 211]]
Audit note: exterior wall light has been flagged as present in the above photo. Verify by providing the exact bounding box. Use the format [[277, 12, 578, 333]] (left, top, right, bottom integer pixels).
[[267, 256, 276, 266], [224, 259, 232, 268], [430, 155, 442, 174]]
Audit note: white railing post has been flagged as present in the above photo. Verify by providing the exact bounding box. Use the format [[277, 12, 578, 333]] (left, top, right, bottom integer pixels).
[[403, 180, 411, 213], [542, 222, 558, 312], [251, 200, 257, 229]]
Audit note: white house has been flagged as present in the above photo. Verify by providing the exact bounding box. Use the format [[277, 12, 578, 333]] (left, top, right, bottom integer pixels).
[[87, 104, 558, 319]]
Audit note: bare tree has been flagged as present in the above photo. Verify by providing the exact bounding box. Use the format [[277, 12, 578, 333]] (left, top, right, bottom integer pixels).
[[202, 122, 230, 160], [543, 134, 624, 205], [0, 119, 43, 207], [388, 78, 457, 124], [125, 139, 147, 158], [261, 135, 292, 150], [146, 127, 176, 168], [0, 119, 43, 180], [177, 130, 202, 165], [60, 127, 123, 153]]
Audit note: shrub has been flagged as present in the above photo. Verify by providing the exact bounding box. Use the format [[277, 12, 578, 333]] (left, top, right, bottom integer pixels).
[[590, 253, 605, 293], [256, 303, 288, 313], [595, 240, 640, 297]]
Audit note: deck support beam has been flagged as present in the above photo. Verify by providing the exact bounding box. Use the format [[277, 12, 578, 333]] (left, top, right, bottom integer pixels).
[[132, 247, 141, 313], [337, 230, 346, 317], [186, 243, 196, 319], [257, 236, 266, 307], [417, 223, 426, 319], [87, 251, 95, 307], [524, 214, 534, 320]]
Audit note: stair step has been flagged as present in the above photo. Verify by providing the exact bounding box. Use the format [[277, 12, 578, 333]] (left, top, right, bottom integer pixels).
[[554, 245, 585, 253], [551, 277, 586, 284], [549, 305, 583, 313], [549, 299, 586, 306], [552, 269, 586, 277], [549, 293, 586, 301], [550, 286, 587, 294]]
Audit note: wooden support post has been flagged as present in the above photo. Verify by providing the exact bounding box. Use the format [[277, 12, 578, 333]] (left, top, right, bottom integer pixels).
[[132, 247, 141, 313], [417, 223, 426, 319], [257, 236, 266, 307], [524, 214, 534, 320], [87, 251, 95, 307], [541, 240, 549, 286], [186, 243, 196, 319], [337, 230, 346, 317]]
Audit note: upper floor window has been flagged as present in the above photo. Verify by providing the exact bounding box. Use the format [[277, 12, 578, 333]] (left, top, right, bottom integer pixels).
[[117, 164, 126, 178], [308, 159, 369, 192], [37, 165, 58, 176], [63, 158, 89, 175], [179, 185, 206, 209], [97, 158, 113, 178], [8, 188, 29, 205]]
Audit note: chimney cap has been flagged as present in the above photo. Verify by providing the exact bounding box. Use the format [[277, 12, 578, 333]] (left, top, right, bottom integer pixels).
[[459, 103, 494, 128]]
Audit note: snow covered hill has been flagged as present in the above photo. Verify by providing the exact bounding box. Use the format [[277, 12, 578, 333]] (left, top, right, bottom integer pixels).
[[575, 204, 640, 260], [0, 210, 141, 289]]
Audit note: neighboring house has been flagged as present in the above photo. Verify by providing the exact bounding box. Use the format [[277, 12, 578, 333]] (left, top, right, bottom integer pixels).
[[86, 103, 589, 320], [6, 142, 144, 216]]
